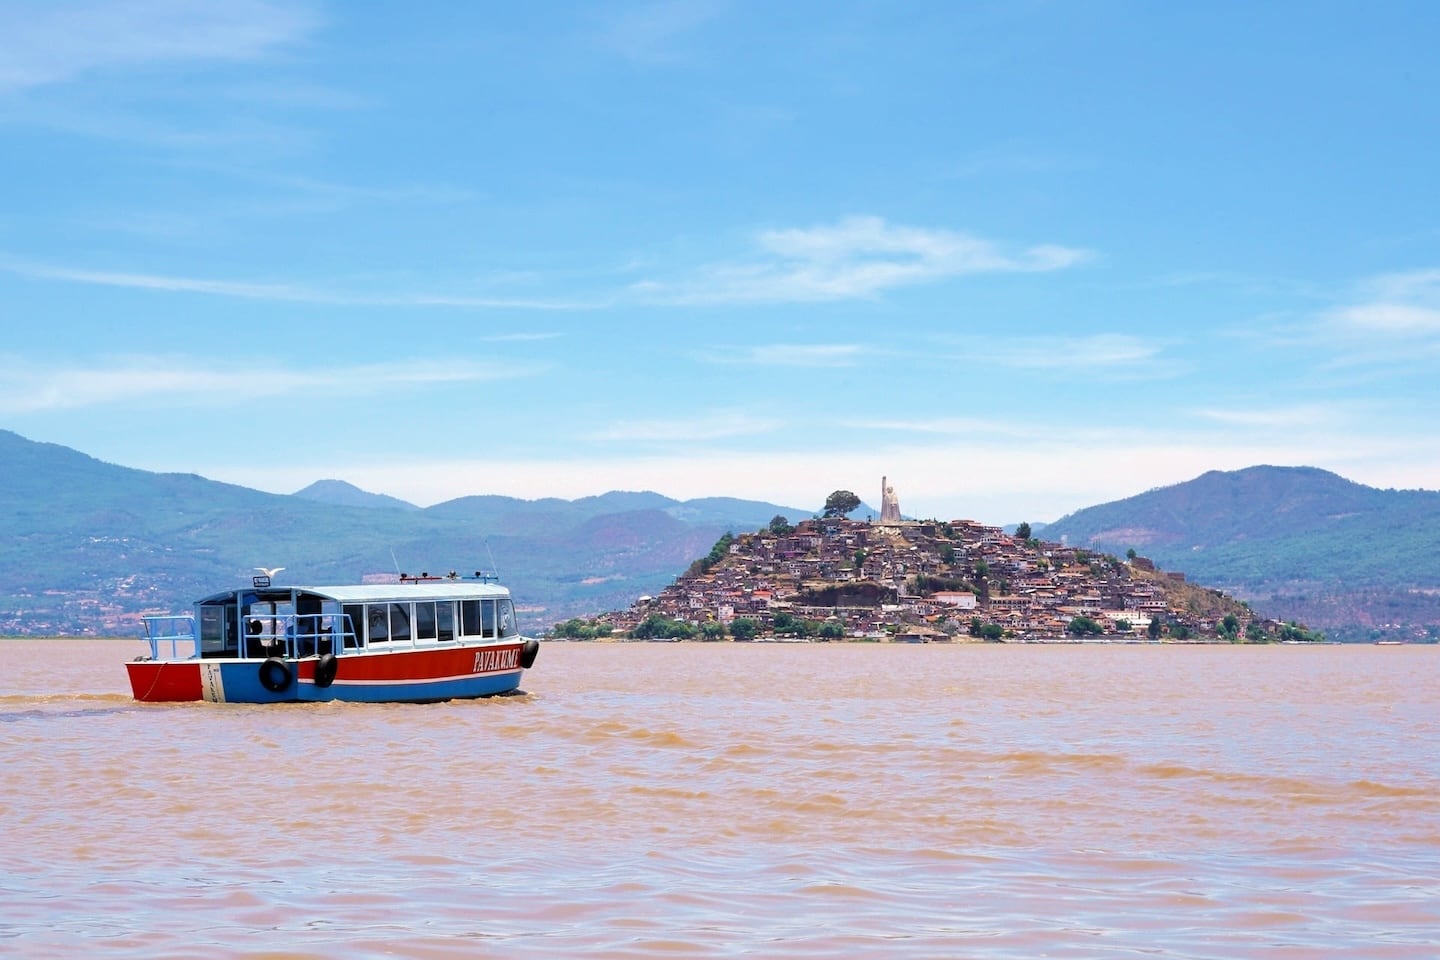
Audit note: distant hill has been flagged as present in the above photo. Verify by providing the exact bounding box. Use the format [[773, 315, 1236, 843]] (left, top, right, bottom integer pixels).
[[0, 429, 811, 636], [293, 479, 420, 511], [596, 515, 1283, 643], [1041, 466, 1440, 640]]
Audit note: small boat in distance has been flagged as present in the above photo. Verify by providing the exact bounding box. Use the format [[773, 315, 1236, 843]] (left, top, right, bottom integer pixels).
[[128, 570, 540, 703]]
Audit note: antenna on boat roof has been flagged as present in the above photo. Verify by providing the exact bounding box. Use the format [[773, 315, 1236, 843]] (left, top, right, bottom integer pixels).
[[390, 549, 402, 577], [485, 538, 499, 581]]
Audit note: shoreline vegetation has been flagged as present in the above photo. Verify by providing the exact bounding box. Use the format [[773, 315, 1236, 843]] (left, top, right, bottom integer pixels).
[[551, 496, 1327, 645]]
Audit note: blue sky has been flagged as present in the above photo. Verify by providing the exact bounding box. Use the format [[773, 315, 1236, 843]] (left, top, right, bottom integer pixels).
[[2, 1, 1438, 524]]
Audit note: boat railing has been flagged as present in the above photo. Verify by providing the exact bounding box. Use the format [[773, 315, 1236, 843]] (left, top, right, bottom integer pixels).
[[245, 612, 355, 660], [141, 615, 199, 660]]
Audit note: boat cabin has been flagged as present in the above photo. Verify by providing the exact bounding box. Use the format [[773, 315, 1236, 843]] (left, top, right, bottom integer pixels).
[[148, 579, 521, 662]]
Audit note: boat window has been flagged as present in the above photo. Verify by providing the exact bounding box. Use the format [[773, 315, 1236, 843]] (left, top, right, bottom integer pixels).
[[480, 599, 497, 637], [389, 603, 412, 642], [415, 602, 437, 641], [437, 602, 455, 641], [498, 599, 517, 637], [343, 604, 364, 648], [461, 600, 480, 636], [368, 604, 389, 643]]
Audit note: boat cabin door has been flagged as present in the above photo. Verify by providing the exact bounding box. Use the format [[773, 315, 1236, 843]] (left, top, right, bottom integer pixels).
[[199, 604, 231, 656]]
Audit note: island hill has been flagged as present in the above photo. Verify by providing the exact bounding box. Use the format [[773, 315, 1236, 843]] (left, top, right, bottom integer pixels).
[[557, 488, 1320, 643]]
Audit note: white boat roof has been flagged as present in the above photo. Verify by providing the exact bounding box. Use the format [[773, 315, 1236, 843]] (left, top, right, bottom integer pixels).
[[201, 582, 513, 604], [295, 583, 513, 602]]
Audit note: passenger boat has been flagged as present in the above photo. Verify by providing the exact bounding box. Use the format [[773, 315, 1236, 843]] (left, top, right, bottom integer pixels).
[[127, 570, 540, 704]]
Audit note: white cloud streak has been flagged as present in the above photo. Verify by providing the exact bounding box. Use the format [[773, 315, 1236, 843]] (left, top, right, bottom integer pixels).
[[0, 355, 545, 413], [0, 257, 604, 310], [0, 0, 319, 93], [3, 214, 1089, 312], [597, 0, 725, 65], [588, 410, 781, 442], [1191, 403, 1347, 429], [1323, 267, 1440, 340], [964, 333, 1164, 371], [633, 215, 1092, 305], [1328, 303, 1440, 336], [702, 343, 864, 367]]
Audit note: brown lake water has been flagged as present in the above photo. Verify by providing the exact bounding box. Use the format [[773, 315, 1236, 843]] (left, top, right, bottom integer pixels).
[[2, 639, 1437, 958]]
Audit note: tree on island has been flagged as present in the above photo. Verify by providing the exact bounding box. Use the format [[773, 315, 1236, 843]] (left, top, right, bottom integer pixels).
[[729, 618, 759, 641], [1015, 521, 1032, 540], [631, 614, 695, 641], [768, 515, 794, 535], [823, 489, 861, 518]]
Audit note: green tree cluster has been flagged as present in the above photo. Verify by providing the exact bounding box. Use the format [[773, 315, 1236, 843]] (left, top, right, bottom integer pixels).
[[550, 618, 613, 640], [630, 614, 696, 640], [1278, 620, 1325, 642], [729, 618, 759, 641], [687, 532, 737, 577], [968, 617, 1004, 641], [908, 574, 972, 596]]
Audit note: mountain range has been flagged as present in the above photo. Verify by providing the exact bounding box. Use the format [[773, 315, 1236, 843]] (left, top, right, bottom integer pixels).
[[1, 429, 1436, 640], [0, 429, 813, 635], [1041, 466, 1440, 640]]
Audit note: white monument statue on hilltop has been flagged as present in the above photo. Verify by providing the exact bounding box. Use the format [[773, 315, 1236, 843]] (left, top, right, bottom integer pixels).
[[879, 476, 902, 524]]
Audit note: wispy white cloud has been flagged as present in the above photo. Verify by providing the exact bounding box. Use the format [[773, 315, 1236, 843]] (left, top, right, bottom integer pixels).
[[633, 216, 1092, 305], [840, 416, 1040, 437], [596, 0, 725, 65], [588, 410, 781, 442], [1323, 268, 1440, 339], [1327, 303, 1440, 336], [0, 355, 546, 414], [0, 256, 603, 310], [4, 214, 1088, 312], [949, 143, 1078, 178], [0, 0, 319, 93], [701, 343, 864, 367], [1191, 403, 1347, 429], [963, 333, 1164, 371], [1364, 267, 1440, 302], [479, 332, 563, 343], [4, 258, 333, 301]]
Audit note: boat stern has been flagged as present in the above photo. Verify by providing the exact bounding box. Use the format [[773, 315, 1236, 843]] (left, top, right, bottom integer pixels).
[[127, 659, 208, 702]]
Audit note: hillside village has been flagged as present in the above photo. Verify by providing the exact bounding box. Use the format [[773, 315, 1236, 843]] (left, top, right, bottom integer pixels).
[[577, 486, 1311, 643]]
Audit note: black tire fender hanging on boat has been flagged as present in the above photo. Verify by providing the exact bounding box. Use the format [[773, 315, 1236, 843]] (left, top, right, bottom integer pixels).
[[258, 657, 292, 693], [519, 638, 540, 669], [313, 652, 338, 689]]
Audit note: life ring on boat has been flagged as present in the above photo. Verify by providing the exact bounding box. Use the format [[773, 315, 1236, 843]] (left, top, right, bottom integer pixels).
[[258, 657, 292, 693], [519, 638, 540, 669], [313, 652, 338, 689]]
